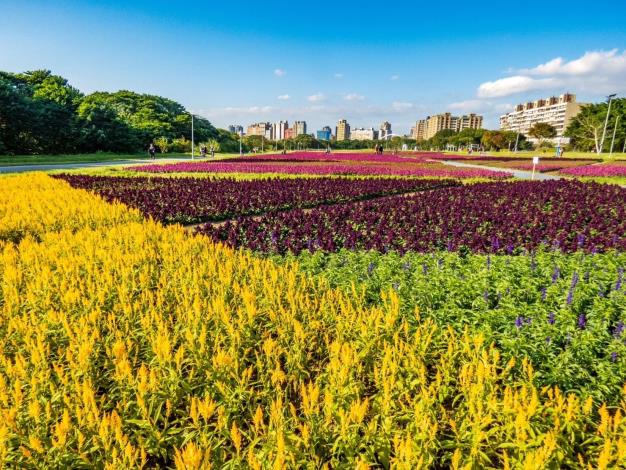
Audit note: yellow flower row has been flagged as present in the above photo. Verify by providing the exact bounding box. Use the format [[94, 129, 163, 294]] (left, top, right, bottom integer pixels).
[[0, 174, 624, 468], [0, 173, 141, 242]]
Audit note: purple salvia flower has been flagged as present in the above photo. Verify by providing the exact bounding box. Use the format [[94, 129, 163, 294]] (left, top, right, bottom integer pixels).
[[613, 321, 625, 338], [611, 352, 618, 362], [577, 314, 587, 329], [552, 266, 560, 284], [541, 287, 547, 301], [577, 234, 585, 248], [515, 316, 524, 328], [367, 262, 375, 275], [548, 312, 555, 325]]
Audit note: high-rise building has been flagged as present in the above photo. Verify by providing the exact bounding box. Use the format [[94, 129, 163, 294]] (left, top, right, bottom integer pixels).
[[350, 127, 376, 141], [500, 94, 583, 140], [228, 125, 243, 134], [414, 113, 484, 140], [379, 121, 392, 140], [294, 121, 307, 136], [272, 121, 288, 141], [337, 119, 350, 140], [284, 127, 296, 140], [316, 126, 332, 141], [247, 122, 272, 137], [457, 114, 483, 132]]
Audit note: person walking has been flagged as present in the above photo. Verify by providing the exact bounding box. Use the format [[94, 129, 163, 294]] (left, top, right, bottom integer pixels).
[[200, 145, 207, 159], [148, 143, 156, 160], [210, 145, 215, 158]]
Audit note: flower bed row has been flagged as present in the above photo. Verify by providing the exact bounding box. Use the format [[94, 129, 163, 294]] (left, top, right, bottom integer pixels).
[[560, 164, 626, 178], [200, 180, 626, 254], [130, 157, 512, 179], [56, 174, 457, 224]]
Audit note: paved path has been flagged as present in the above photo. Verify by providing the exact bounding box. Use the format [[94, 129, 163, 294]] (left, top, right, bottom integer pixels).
[[0, 157, 194, 174], [440, 160, 561, 180]]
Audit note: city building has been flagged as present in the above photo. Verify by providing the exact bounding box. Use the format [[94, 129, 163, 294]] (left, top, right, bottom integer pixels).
[[499, 93, 583, 141], [413, 113, 484, 140], [336, 119, 350, 140], [457, 114, 483, 132], [272, 121, 288, 141], [284, 127, 296, 140], [227, 125, 243, 135], [379, 121, 392, 140], [316, 126, 332, 141], [246, 122, 272, 138], [294, 121, 307, 136], [350, 127, 377, 141]]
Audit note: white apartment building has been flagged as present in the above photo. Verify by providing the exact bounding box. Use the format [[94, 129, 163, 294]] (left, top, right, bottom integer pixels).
[[499, 93, 583, 141], [272, 121, 288, 141], [350, 127, 377, 140], [294, 121, 307, 136]]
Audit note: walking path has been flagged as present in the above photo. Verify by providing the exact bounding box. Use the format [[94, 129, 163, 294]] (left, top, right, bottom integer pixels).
[[440, 160, 561, 181], [0, 157, 194, 174]]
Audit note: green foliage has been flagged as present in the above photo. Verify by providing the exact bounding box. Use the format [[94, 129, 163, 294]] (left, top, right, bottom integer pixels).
[[481, 130, 519, 150], [566, 99, 626, 153], [0, 69, 225, 156], [285, 249, 626, 404], [154, 136, 170, 153], [529, 122, 557, 141]]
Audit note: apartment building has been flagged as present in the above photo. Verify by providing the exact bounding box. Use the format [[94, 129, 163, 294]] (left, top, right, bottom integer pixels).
[[350, 127, 377, 141], [246, 122, 272, 138], [294, 121, 307, 136], [336, 119, 350, 140], [272, 121, 288, 141], [316, 126, 332, 141], [413, 113, 484, 140], [499, 93, 583, 139], [227, 125, 243, 134], [379, 121, 392, 140]]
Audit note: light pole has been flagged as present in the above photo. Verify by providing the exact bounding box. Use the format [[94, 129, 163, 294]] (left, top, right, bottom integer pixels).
[[190, 113, 195, 160], [610, 115, 621, 157], [600, 94, 617, 154], [239, 130, 243, 157]]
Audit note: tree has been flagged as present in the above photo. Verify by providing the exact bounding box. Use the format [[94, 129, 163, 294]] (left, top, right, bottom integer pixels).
[[154, 136, 170, 154], [566, 99, 626, 153], [528, 122, 557, 146], [481, 130, 518, 150]]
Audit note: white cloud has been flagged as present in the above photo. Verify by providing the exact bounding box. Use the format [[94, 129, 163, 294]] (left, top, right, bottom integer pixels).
[[390, 75, 399, 81], [477, 49, 626, 98], [344, 93, 365, 101], [274, 68, 286, 77], [391, 101, 413, 111], [307, 92, 326, 102], [277, 94, 290, 101], [334, 73, 344, 79], [448, 99, 514, 114]]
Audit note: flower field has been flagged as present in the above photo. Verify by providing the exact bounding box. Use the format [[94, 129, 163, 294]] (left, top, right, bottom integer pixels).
[[2, 173, 626, 468], [130, 152, 512, 179], [560, 164, 626, 178], [202, 180, 626, 254], [56, 174, 457, 224]]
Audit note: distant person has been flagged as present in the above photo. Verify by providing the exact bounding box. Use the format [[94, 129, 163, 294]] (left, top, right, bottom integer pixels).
[[200, 145, 207, 158], [148, 143, 156, 160], [210, 145, 215, 158]]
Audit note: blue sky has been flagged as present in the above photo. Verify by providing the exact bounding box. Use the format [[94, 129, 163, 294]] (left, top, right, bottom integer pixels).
[[2, 0, 626, 134]]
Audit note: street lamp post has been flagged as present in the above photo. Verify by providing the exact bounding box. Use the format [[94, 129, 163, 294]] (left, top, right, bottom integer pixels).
[[600, 94, 617, 154], [610, 115, 621, 157], [190, 113, 195, 160]]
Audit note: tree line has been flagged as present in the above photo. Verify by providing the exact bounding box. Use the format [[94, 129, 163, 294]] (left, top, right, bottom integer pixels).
[[0, 69, 244, 155]]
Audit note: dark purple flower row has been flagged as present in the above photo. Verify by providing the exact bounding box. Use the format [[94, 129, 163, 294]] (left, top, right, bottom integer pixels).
[[56, 174, 458, 224], [199, 180, 626, 254]]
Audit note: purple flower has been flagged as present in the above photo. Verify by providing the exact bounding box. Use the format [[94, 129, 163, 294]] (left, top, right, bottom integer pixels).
[[483, 290, 489, 302], [422, 263, 428, 275], [548, 312, 555, 325], [367, 262, 375, 275], [611, 352, 618, 362], [515, 316, 524, 328], [541, 287, 547, 301], [616, 267, 624, 291], [577, 314, 587, 329], [551, 266, 560, 284], [577, 234, 585, 248], [613, 321, 625, 338]]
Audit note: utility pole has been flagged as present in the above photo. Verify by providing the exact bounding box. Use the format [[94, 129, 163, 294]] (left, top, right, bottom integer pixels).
[[610, 115, 620, 157], [600, 94, 617, 154]]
